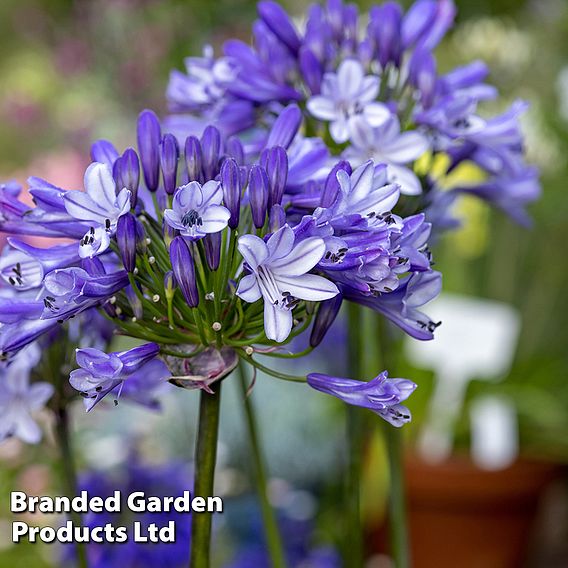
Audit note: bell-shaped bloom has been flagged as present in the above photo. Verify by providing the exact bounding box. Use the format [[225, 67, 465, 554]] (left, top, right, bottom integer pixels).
[[169, 236, 199, 307], [307, 371, 416, 427], [236, 225, 339, 342], [0, 346, 54, 443], [64, 162, 131, 258], [137, 109, 162, 192], [164, 180, 230, 240], [306, 59, 390, 143], [69, 343, 170, 411], [345, 116, 430, 195], [39, 267, 129, 322]]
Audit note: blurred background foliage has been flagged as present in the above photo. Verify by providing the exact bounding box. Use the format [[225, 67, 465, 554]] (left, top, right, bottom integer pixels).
[[1, 0, 568, 565]]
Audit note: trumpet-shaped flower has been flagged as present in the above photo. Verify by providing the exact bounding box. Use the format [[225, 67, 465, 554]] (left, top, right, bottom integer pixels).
[[164, 180, 230, 240], [236, 225, 339, 342], [307, 371, 416, 427]]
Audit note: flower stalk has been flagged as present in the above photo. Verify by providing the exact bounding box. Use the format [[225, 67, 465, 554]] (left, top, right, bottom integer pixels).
[[237, 363, 287, 568], [190, 385, 222, 568]]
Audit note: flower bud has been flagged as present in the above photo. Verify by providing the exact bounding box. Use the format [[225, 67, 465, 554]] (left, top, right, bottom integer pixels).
[[137, 109, 161, 192], [258, 1, 301, 54], [299, 47, 323, 95], [204, 232, 222, 271], [310, 293, 342, 347], [409, 47, 437, 109], [221, 158, 241, 229], [248, 165, 269, 229], [321, 160, 352, 208], [266, 104, 301, 149], [169, 237, 199, 308], [184, 136, 203, 183], [125, 284, 143, 320], [201, 125, 221, 180], [269, 204, 286, 232], [225, 136, 245, 165], [164, 270, 175, 301], [114, 148, 140, 207], [261, 146, 288, 209], [117, 213, 138, 273], [90, 140, 119, 170], [160, 134, 180, 195]]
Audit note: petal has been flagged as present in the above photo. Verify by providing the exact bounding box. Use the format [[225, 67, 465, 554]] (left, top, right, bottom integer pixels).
[[15, 412, 43, 444], [238, 234, 269, 270], [174, 182, 203, 213], [163, 209, 186, 231], [236, 274, 262, 303], [337, 59, 364, 99], [84, 162, 117, 210], [349, 116, 376, 151], [64, 191, 109, 224], [330, 118, 350, 144], [387, 164, 423, 195], [200, 180, 223, 207], [348, 161, 375, 204], [358, 76, 380, 103], [27, 383, 54, 411], [263, 302, 293, 342], [273, 273, 339, 301], [382, 131, 430, 163], [363, 102, 391, 127], [199, 204, 231, 233], [271, 237, 326, 275], [306, 95, 338, 121], [267, 225, 295, 261]]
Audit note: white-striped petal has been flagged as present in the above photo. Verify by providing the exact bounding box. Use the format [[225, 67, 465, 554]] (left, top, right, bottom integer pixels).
[[236, 274, 262, 303], [271, 237, 326, 276], [273, 273, 339, 301], [263, 302, 293, 343], [238, 234, 269, 270]]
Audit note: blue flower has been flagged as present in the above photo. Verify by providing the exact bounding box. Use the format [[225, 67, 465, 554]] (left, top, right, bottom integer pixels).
[[308, 370, 416, 427]]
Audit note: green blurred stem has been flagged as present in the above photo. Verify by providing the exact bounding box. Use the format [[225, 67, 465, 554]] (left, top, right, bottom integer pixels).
[[190, 386, 222, 568], [385, 426, 410, 568], [346, 303, 364, 568], [238, 363, 287, 568], [54, 396, 88, 568], [375, 317, 410, 568]]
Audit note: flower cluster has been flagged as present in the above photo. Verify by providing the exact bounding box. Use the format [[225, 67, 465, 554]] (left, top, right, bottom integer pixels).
[[0, 0, 539, 434]]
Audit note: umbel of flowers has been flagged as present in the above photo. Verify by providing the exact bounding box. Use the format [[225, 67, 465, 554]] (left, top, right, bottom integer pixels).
[[0, 0, 538, 566]]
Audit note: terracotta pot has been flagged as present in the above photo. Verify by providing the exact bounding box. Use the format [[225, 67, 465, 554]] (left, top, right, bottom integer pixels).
[[403, 456, 561, 568]]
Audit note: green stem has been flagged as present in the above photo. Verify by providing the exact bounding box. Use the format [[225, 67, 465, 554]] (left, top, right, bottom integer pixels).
[[385, 427, 410, 568], [55, 402, 88, 568], [190, 386, 222, 568], [237, 364, 287, 568], [345, 303, 364, 568]]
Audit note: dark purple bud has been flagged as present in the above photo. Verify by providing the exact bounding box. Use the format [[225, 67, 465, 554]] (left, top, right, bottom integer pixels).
[[310, 293, 343, 347], [184, 136, 203, 183], [225, 136, 245, 165], [169, 237, 199, 308], [201, 125, 221, 180], [221, 158, 241, 229], [204, 232, 222, 271], [137, 110, 162, 192], [258, 1, 301, 54], [266, 104, 302, 150], [321, 160, 352, 208], [409, 48, 437, 109], [248, 165, 270, 229], [369, 3, 403, 68], [116, 213, 137, 273], [269, 204, 286, 233], [91, 140, 119, 170], [262, 146, 288, 209], [160, 134, 180, 195], [114, 148, 140, 207], [299, 47, 323, 95]]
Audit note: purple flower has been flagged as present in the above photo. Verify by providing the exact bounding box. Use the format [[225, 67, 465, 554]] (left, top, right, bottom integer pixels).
[[0, 345, 54, 443], [236, 225, 339, 342], [169, 236, 199, 308], [69, 343, 169, 411], [164, 180, 230, 240], [345, 116, 430, 195], [64, 162, 131, 258], [306, 59, 389, 143], [307, 371, 416, 427], [137, 109, 162, 192]]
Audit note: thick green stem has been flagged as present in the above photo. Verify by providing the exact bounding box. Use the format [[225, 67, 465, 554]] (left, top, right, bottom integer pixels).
[[345, 303, 364, 568], [385, 427, 410, 568], [190, 386, 222, 568], [238, 364, 287, 568], [55, 403, 88, 568]]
